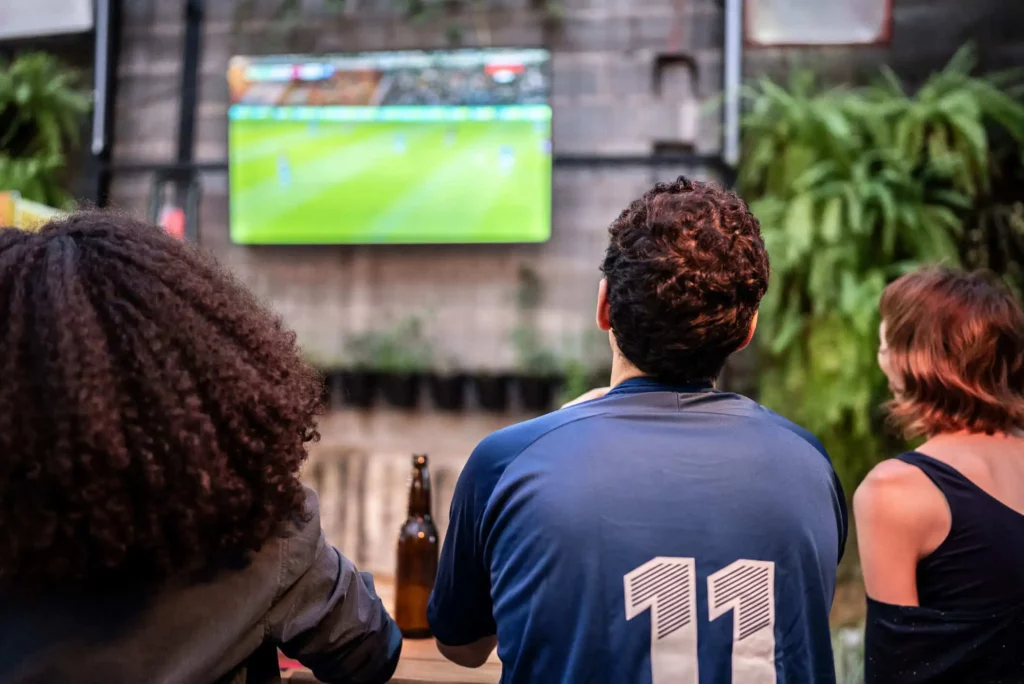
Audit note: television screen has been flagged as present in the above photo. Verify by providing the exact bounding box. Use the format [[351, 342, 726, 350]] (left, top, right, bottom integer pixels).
[[227, 49, 552, 245]]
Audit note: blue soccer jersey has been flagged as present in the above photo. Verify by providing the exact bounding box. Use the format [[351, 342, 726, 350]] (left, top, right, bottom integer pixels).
[[428, 378, 847, 684]]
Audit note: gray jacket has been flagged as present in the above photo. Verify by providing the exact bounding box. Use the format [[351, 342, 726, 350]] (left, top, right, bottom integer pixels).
[[0, 488, 402, 684]]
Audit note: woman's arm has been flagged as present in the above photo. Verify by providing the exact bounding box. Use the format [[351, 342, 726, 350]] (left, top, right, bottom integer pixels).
[[271, 537, 402, 684], [267, 495, 402, 684], [853, 459, 950, 607]]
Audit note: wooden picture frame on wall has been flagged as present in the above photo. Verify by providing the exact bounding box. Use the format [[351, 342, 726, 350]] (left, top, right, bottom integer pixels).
[[745, 0, 893, 47]]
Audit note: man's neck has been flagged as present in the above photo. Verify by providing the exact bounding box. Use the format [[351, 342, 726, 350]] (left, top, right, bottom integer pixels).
[[607, 355, 719, 391], [609, 355, 646, 389]]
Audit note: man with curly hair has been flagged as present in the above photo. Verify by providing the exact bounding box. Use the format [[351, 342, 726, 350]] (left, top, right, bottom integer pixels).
[[429, 178, 847, 683], [0, 213, 400, 684]]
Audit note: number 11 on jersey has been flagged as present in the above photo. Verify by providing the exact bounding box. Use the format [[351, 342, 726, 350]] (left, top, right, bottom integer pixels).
[[625, 557, 776, 684], [624, 558, 699, 684]]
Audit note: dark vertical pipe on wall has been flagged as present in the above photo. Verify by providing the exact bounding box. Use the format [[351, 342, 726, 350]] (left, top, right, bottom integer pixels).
[[177, 0, 203, 171], [175, 0, 204, 241], [89, 0, 120, 206]]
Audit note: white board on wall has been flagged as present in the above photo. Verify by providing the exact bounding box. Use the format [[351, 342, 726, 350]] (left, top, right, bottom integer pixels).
[[746, 0, 892, 46], [0, 0, 93, 40]]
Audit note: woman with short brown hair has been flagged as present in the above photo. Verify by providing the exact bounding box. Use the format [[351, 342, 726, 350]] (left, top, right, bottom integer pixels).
[[855, 266, 1024, 683]]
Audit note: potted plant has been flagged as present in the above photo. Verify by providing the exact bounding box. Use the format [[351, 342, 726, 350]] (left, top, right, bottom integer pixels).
[[339, 334, 381, 408], [369, 316, 434, 410], [379, 367, 422, 409], [508, 265, 561, 412], [471, 373, 512, 412], [427, 357, 467, 412], [513, 323, 562, 412], [300, 348, 340, 409]]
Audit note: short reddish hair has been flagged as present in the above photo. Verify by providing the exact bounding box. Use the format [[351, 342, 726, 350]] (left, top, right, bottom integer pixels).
[[879, 266, 1024, 438]]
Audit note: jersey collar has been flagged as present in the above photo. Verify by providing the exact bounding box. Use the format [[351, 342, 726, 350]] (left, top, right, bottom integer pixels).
[[607, 376, 715, 396]]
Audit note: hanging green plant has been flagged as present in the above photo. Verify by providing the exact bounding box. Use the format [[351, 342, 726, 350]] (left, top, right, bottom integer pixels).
[[0, 53, 91, 208], [741, 45, 1024, 492]]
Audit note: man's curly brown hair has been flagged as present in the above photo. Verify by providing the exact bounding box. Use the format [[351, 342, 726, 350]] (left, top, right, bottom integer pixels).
[[0, 212, 323, 590], [602, 177, 769, 384]]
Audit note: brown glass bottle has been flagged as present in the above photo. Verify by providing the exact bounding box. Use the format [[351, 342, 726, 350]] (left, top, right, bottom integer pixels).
[[395, 454, 439, 639]]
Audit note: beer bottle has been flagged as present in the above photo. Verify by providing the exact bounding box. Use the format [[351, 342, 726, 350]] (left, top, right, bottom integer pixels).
[[396, 454, 439, 639]]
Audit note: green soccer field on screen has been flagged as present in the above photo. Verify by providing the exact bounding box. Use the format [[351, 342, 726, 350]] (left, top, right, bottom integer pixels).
[[227, 49, 553, 245]]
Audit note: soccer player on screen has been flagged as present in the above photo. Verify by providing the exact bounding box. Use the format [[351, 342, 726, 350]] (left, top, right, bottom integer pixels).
[[428, 178, 846, 683], [498, 145, 515, 172], [276, 153, 291, 188]]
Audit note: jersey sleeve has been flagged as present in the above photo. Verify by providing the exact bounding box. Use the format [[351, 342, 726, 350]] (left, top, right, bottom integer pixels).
[[427, 435, 502, 646], [764, 409, 849, 562], [428, 407, 602, 646]]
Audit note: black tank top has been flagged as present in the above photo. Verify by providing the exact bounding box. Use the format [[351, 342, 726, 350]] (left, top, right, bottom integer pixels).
[[864, 451, 1024, 683]]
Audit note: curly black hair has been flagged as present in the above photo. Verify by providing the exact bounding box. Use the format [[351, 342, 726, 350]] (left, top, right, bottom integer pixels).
[[602, 177, 769, 384], [0, 212, 323, 590]]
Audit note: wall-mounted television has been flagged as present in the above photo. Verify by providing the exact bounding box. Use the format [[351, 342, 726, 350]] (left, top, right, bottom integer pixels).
[[227, 48, 552, 245]]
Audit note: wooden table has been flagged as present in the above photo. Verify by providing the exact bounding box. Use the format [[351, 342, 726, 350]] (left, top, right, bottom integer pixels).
[[281, 576, 501, 684]]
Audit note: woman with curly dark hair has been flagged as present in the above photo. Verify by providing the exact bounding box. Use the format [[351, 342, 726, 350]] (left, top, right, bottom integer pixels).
[[0, 212, 400, 684]]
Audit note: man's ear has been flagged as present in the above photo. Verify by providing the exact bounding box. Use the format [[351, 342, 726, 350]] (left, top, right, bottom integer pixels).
[[736, 311, 759, 352], [597, 279, 612, 331]]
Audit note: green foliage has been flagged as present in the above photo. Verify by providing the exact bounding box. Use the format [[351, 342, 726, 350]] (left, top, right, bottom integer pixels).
[[345, 316, 434, 373], [558, 358, 591, 404], [555, 329, 611, 405], [0, 53, 91, 207], [963, 200, 1024, 296], [513, 323, 561, 376], [511, 264, 610, 384], [832, 628, 865, 684], [742, 45, 1024, 491], [513, 264, 560, 375]]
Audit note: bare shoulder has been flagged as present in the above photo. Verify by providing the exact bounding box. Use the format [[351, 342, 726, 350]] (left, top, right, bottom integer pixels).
[[916, 436, 997, 481], [854, 458, 949, 534]]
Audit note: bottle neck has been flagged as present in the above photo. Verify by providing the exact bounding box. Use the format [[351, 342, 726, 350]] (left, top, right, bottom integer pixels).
[[408, 466, 432, 518]]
